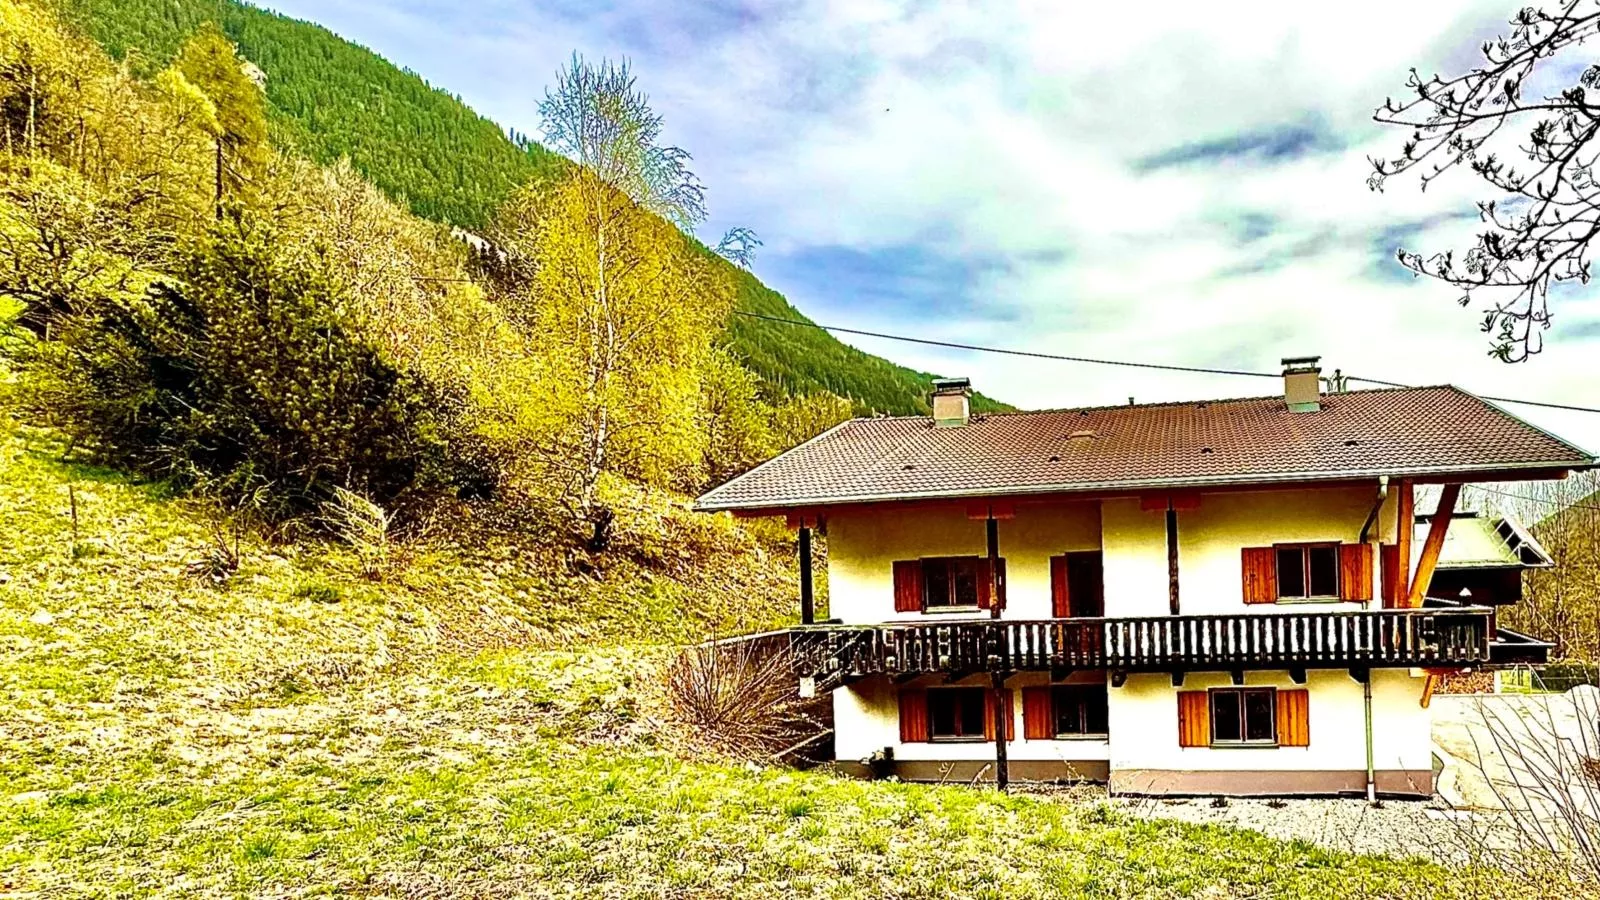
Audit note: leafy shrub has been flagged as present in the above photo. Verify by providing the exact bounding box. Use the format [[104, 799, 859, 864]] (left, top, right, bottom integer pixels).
[[22, 212, 488, 520]]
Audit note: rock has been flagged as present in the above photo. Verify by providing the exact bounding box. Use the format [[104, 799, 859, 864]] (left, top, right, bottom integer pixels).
[[29, 609, 53, 626]]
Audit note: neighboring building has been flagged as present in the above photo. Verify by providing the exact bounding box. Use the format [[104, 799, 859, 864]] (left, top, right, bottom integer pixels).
[[694, 359, 1594, 797]]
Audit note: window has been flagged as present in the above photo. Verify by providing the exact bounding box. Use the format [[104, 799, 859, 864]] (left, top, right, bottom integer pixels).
[[928, 688, 987, 740], [1210, 688, 1277, 745], [1051, 686, 1108, 738], [1275, 544, 1339, 599], [922, 557, 984, 609]]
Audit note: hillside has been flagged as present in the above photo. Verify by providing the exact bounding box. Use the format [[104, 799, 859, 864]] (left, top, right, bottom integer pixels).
[[0, 415, 1514, 897], [57, 0, 1009, 417]]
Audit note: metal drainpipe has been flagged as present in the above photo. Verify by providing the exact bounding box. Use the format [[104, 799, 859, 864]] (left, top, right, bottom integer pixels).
[[1364, 678, 1377, 804], [1358, 476, 1388, 805]]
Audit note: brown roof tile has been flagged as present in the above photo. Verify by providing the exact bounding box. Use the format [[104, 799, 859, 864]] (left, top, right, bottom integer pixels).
[[695, 386, 1594, 513]]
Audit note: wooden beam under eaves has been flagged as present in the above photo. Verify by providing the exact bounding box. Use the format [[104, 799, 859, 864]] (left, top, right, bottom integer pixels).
[[1406, 483, 1461, 608]]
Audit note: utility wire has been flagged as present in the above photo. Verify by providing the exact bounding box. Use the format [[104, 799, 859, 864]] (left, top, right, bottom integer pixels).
[[734, 310, 1600, 416], [396, 279, 1600, 415], [1470, 484, 1600, 513], [733, 310, 1281, 379]]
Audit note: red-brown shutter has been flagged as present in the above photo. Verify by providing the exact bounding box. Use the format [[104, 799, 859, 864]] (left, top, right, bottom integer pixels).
[[1022, 686, 1053, 740], [899, 689, 929, 742], [1379, 544, 1400, 609], [1339, 544, 1374, 601], [976, 559, 1006, 609], [1241, 547, 1278, 604], [1050, 555, 1070, 618], [995, 558, 1007, 610], [893, 560, 923, 612], [983, 689, 1015, 741], [1276, 688, 1310, 747], [1177, 691, 1210, 747]]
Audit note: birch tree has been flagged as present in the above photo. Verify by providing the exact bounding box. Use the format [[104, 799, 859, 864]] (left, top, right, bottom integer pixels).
[[519, 55, 737, 549]]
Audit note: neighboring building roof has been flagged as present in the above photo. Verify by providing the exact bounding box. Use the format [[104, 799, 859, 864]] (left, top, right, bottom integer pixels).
[[696, 385, 1595, 513], [1428, 513, 1555, 570]]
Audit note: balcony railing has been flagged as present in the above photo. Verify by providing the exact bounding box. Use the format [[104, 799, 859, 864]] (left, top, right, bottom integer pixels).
[[789, 609, 1496, 682]]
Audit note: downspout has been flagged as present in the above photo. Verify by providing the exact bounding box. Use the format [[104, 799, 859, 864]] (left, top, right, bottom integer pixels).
[[1358, 476, 1388, 804], [1364, 678, 1376, 804]]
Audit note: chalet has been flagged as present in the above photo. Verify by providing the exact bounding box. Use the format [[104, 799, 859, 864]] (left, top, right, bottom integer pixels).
[[694, 358, 1594, 798]]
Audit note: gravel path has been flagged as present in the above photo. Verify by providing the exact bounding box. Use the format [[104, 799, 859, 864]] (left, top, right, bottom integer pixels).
[[1105, 795, 1495, 863]]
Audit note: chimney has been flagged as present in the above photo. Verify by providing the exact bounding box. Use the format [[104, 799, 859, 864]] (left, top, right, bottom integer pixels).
[[931, 377, 972, 427], [1281, 356, 1322, 412]]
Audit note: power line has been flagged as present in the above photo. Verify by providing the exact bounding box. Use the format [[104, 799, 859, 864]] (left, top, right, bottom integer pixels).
[[734, 310, 1600, 416], [1343, 375, 1600, 415], [1471, 484, 1600, 513], [732, 310, 1281, 379]]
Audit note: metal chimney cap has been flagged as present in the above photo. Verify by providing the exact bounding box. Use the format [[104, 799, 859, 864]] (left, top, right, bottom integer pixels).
[[931, 377, 971, 393]]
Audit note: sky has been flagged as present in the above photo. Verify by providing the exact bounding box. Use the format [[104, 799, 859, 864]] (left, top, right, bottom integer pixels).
[[262, 0, 1600, 455]]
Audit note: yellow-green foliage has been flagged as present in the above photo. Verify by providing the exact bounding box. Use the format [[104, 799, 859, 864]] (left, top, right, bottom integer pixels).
[[499, 171, 734, 502], [173, 21, 267, 204]]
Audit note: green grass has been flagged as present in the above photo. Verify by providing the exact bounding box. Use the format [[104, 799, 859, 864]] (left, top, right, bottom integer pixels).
[[0, 416, 1524, 897]]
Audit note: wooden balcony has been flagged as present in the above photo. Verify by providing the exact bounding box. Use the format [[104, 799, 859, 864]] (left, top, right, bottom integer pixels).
[[789, 609, 1497, 684]]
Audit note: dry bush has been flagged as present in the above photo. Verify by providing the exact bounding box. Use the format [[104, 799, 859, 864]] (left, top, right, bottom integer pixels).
[[665, 635, 830, 763], [321, 486, 392, 580], [1446, 688, 1600, 894]]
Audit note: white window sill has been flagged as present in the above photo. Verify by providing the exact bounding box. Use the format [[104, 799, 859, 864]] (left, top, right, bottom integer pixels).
[[1052, 734, 1110, 741], [920, 606, 983, 615], [1274, 597, 1346, 606], [1208, 741, 1281, 749]]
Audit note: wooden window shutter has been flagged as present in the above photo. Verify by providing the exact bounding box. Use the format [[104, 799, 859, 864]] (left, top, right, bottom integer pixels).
[[898, 689, 929, 742], [1050, 555, 1070, 618], [893, 560, 923, 612], [983, 689, 1015, 741], [1379, 544, 1399, 609], [1339, 544, 1374, 601], [976, 559, 1007, 609], [1022, 686, 1053, 740], [1177, 691, 1210, 747], [1241, 547, 1278, 604], [1276, 688, 1310, 747]]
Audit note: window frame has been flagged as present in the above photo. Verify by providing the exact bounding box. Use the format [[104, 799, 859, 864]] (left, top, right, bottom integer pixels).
[[1050, 685, 1109, 740], [927, 687, 988, 742], [1208, 687, 1278, 747], [1272, 542, 1341, 602], [920, 556, 985, 611]]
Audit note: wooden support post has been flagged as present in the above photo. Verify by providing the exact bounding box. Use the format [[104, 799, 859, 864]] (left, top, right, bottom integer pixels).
[[1230, 669, 1245, 686], [1170, 671, 1185, 687], [1393, 479, 1414, 607], [1166, 506, 1181, 615], [1111, 670, 1128, 688], [992, 672, 1009, 792], [1420, 674, 1437, 709], [798, 526, 815, 625], [986, 514, 1002, 620], [1406, 483, 1461, 608], [1290, 667, 1307, 685]]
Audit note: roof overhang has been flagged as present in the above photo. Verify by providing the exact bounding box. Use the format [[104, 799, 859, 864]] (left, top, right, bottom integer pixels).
[[695, 461, 1590, 517]]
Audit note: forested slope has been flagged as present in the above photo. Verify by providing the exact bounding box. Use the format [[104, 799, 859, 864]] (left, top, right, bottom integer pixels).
[[59, 0, 1008, 415]]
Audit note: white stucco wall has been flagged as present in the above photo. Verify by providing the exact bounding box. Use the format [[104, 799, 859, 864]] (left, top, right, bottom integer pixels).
[[826, 483, 1397, 623], [833, 671, 1111, 764], [1107, 668, 1432, 774], [836, 668, 1432, 780], [827, 502, 1100, 624]]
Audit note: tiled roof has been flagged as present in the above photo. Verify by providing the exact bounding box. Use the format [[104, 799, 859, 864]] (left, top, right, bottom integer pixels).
[[695, 386, 1594, 513]]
